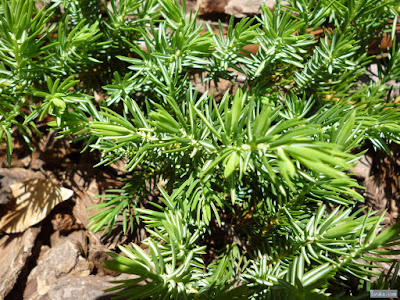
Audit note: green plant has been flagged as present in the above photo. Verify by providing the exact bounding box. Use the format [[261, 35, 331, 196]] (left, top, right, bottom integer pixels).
[[2, 0, 400, 299]]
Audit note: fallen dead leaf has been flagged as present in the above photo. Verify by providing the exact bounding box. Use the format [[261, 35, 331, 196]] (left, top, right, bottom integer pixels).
[[0, 179, 74, 233], [0, 168, 45, 205]]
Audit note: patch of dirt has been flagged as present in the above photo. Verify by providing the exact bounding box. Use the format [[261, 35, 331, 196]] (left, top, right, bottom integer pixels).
[[0, 122, 134, 299]]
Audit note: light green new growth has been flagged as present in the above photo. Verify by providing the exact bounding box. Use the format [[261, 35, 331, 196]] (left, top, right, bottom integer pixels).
[[1, 0, 400, 298]]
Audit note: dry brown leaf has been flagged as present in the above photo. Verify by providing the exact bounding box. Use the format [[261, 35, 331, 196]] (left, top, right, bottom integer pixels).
[[0, 179, 73, 233], [0, 167, 45, 204]]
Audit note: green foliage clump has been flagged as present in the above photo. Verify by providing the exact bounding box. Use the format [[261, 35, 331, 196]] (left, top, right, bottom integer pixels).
[[2, 0, 400, 298]]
